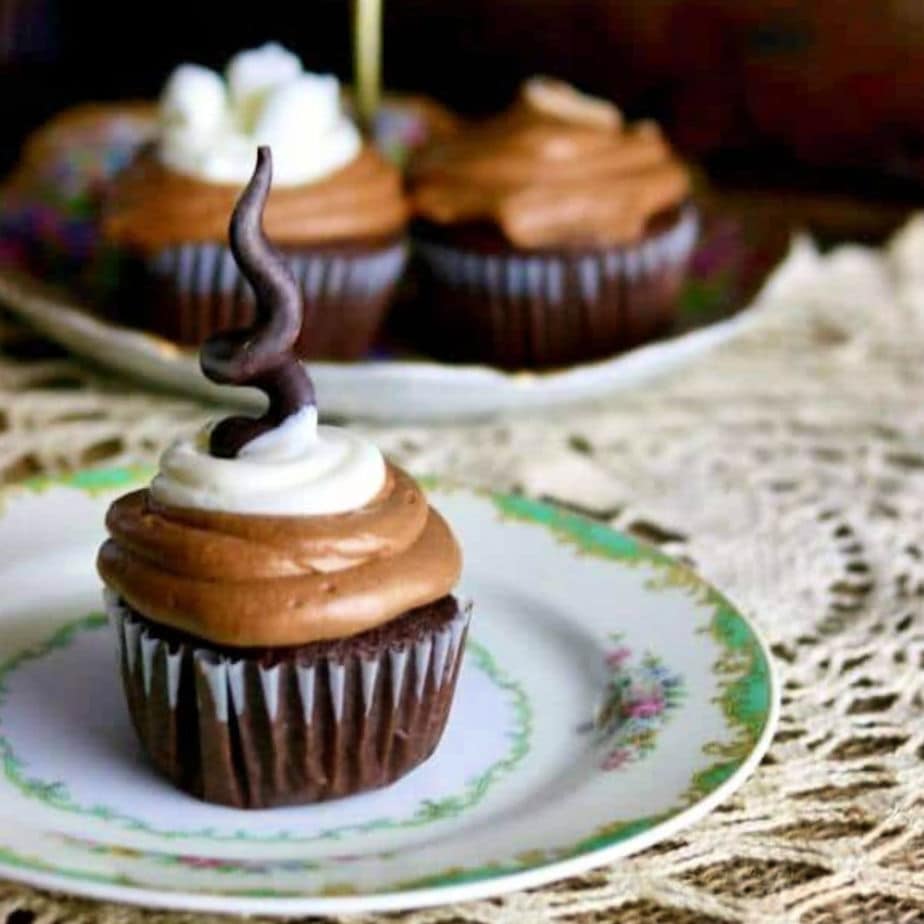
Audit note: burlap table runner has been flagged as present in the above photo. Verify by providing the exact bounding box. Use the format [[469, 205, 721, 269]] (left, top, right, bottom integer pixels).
[[3, 219, 924, 923]]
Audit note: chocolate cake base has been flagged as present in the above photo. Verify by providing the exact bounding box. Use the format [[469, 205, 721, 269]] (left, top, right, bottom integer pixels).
[[105, 593, 469, 809], [101, 234, 407, 360], [409, 207, 698, 369]]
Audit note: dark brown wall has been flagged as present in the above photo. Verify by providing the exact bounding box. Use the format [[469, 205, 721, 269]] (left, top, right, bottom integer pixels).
[[4, 0, 924, 190]]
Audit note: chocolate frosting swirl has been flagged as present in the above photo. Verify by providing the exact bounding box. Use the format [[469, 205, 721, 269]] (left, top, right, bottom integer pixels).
[[98, 464, 462, 647], [201, 146, 314, 458], [409, 79, 691, 248], [102, 144, 407, 252]]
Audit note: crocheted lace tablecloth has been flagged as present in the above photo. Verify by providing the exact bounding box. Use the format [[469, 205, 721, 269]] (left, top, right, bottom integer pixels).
[[3, 219, 924, 923]]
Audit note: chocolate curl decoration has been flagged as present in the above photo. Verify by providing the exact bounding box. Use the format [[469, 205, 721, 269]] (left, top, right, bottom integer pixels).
[[201, 146, 315, 459]]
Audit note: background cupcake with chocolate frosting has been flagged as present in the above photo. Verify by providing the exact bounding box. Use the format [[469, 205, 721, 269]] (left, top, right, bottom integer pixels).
[[98, 147, 466, 808], [101, 44, 409, 360], [408, 77, 698, 368]]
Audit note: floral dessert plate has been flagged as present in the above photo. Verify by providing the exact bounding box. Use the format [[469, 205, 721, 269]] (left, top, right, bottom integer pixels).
[[0, 467, 778, 916], [0, 268, 759, 423]]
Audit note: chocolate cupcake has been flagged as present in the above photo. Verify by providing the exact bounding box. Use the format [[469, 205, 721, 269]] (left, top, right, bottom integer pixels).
[[100, 44, 409, 360], [97, 147, 466, 809], [408, 78, 698, 369]]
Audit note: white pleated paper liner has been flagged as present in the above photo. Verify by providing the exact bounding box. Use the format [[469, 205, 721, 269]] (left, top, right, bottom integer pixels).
[[412, 207, 699, 368], [104, 590, 470, 809], [119, 237, 407, 358]]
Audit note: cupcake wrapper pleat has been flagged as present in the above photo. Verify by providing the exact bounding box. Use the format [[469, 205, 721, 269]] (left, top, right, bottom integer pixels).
[[413, 207, 698, 369], [104, 591, 470, 809], [116, 239, 407, 359]]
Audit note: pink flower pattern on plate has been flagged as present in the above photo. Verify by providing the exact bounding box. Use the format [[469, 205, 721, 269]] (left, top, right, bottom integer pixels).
[[593, 635, 685, 771]]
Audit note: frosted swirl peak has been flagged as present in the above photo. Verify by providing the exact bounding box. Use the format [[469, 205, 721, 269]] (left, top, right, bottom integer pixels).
[[151, 407, 387, 516], [157, 43, 361, 186]]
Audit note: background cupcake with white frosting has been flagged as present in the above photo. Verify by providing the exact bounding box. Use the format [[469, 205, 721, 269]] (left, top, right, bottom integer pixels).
[[98, 147, 466, 808], [100, 43, 409, 359]]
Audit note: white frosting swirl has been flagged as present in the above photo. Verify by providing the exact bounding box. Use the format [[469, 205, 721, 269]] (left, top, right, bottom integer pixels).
[[157, 43, 361, 187], [150, 408, 387, 515]]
